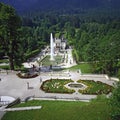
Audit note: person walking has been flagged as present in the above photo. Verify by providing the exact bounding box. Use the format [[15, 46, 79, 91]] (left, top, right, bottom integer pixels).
[[40, 77, 42, 83]]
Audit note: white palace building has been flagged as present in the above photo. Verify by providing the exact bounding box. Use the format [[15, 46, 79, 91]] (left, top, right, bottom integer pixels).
[[53, 37, 67, 52]]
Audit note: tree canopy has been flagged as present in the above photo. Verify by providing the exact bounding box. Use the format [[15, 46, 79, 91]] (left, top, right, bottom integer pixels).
[[0, 3, 21, 70], [0, 2, 120, 76], [110, 81, 120, 120]]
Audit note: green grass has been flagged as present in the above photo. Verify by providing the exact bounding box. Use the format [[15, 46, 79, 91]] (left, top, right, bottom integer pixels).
[[0, 59, 9, 64], [68, 63, 92, 73], [2, 99, 111, 120], [41, 55, 62, 66], [0, 65, 10, 70], [0, 65, 29, 71], [0, 59, 9, 70], [25, 49, 40, 60], [41, 79, 75, 93], [78, 80, 114, 95]]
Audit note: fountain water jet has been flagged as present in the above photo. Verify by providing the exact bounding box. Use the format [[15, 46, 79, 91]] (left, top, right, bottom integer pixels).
[[50, 33, 54, 61]]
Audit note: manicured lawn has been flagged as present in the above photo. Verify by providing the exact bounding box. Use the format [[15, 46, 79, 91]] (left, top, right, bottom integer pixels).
[[41, 79, 75, 93], [68, 63, 92, 73], [2, 100, 111, 120], [78, 80, 114, 95], [41, 55, 62, 66]]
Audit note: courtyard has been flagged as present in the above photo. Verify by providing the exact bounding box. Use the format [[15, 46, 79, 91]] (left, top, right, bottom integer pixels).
[[0, 69, 115, 102]]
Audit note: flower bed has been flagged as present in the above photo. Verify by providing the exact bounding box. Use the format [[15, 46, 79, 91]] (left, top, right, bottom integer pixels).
[[17, 72, 38, 79], [78, 80, 114, 95], [41, 79, 75, 94]]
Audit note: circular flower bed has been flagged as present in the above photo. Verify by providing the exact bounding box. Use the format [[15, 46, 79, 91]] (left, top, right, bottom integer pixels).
[[17, 72, 39, 79], [41, 79, 75, 94]]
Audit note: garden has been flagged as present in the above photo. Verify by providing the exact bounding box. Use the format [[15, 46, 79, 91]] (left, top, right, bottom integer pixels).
[[41, 55, 63, 66], [78, 80, 114, 95], [41, 79, 75, 93], [41, 79, 114, 95], [17, 72, 39, 79]]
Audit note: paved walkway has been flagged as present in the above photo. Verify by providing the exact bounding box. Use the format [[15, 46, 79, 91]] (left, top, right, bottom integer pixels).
[[0, 70, 116, 102], [63, 49, 76, 68], [0, 106, 6, 120], [3, 106, 42, 112], [0, 106, 42, 119]]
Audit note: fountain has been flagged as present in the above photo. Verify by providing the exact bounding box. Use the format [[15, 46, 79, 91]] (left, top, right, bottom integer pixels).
[[50, 33, 54, 61], [68, 83, 84, 88], [65, 82, 87, 92]]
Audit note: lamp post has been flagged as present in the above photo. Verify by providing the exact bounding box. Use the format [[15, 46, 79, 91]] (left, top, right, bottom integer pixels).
[[37, 58, 41, 75]]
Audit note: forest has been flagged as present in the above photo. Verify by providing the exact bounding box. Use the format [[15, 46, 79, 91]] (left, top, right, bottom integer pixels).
[[0, 2, 120, 76]]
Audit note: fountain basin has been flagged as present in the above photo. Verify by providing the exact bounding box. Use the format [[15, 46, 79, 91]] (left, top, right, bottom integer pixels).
[[68, 83, 84, 88], [65, 82, 87, 91]]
